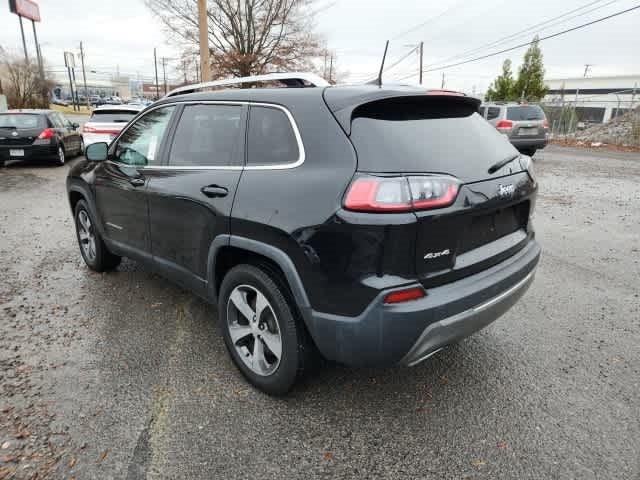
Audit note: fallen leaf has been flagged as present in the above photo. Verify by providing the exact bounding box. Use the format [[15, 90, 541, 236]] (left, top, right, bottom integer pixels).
[[471, 459, 486, 468], [97, 450, 109, 463], [323, 452, 334, 461], [1, 442, 10, 449], [69, 457, 77, 468], [497, 441, 508, 450], [14, 430, 30, 439]]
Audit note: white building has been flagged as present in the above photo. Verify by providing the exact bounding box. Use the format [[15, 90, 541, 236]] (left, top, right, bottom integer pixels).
[[544, 75, 639, 124]]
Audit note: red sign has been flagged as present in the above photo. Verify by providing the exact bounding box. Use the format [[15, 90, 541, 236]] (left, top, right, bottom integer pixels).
[[8, 0, 41, 22]]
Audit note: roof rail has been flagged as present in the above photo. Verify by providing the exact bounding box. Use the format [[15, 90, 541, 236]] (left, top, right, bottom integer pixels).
[[164, 72, 330, 98]]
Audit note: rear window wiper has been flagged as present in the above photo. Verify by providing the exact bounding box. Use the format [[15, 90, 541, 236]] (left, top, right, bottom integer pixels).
[[488, 153, 520, 174]]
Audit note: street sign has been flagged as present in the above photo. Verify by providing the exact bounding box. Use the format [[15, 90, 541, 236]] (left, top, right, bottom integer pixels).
[[8, 0, 41, 22], [64, 51, 76, 69]]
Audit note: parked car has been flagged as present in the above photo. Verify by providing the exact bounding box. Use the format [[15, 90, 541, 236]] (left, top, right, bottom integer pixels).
[[82, 105, 143, 147], [51, 97, 70, 106], [479, 103, 549, 156], [90, 96, 105, 107], [104, 96, 123, 105], [67, 74, 540, 395], [0, 109, 83, 167]]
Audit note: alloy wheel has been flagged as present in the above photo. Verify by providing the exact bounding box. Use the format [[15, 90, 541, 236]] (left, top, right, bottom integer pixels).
[[58, 146, 65, 165], [226, 284, 283, 376], [77, 210, 96, 262]]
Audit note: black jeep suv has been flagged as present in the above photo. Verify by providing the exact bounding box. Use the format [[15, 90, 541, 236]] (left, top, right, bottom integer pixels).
[[67, 75, 540, 395]]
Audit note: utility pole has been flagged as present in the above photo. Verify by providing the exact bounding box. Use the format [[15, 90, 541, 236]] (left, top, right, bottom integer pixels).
[[198, 0, 211, 82], [80, 42, 90, 109], [162, 57, 168, 94], [154, 48, 159, 100], [18, 16, 29, 63], [31, 21, 44, 80], [441, 72, 445, 89], [328, 55, 333, 84], [419, 41, 424, 85]]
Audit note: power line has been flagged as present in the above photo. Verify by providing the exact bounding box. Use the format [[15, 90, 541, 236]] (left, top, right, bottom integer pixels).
[[416, 4, 640, 75], [428, 0, 621, 69], [391, 0, 465, 41]]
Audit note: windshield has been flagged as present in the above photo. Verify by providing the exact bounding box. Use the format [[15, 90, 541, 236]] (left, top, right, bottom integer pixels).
[[506, 105, 545, 121], [89, 110, 138, 123], [0, 114, 44, 129]]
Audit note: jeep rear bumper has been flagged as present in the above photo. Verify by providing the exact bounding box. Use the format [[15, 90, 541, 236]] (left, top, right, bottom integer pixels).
[[307, 239, 541, 367]]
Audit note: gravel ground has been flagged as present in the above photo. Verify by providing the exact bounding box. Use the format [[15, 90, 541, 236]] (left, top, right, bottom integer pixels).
[[0, 145, 639, 479]]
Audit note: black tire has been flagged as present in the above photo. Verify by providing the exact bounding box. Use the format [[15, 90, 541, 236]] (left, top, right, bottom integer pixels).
[[77, 138, 85, 157], [74, 199, 121, 272], [218, 264, 315, 395], [55, 145, 65, 166]]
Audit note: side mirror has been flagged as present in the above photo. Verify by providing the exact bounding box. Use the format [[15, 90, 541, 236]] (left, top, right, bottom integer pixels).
[[85, 142, 108, 162], [72, 122, 80, 129]]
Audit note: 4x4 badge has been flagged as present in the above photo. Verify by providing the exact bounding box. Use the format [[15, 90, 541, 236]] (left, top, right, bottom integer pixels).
[[424, 249, 450, 260], [498, 184, 515, 198]]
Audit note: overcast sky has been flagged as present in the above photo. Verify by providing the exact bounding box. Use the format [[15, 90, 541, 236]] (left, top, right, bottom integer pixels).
[[1, 0, 638, 93]]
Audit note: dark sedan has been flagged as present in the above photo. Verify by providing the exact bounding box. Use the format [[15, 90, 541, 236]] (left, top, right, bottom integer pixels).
[[0, 110, 83, 167]]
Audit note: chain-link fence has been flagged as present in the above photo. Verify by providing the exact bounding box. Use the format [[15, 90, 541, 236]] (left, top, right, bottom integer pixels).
[[540, 89, 639, 146]]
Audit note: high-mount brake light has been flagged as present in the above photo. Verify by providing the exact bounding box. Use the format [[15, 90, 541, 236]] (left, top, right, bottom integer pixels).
[[344, 175, 460, 213]]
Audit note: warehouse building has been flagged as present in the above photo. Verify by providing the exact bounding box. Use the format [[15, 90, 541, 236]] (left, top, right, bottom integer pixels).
[[543, 74, 639, 124]]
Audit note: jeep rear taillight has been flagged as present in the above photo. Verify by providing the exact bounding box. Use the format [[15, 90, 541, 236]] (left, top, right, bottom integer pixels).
[[495, 120, 513, 133], [344, 175, 460, 213]]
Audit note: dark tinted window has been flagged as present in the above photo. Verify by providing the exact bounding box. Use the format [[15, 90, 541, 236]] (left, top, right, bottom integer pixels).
[[169, 104, 243, 167], [506, 105, 545, 121], [114, 106, 174, 166], [487, 107, 500, 120], [247, 106, 299, 166], [0, 114, 44, 128], [90, 110, 138, 123], [478, 106, 486, 118], [349, 98, 517, 182]]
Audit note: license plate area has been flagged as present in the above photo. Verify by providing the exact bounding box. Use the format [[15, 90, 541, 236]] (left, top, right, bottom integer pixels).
[[9, 149, 24, 157], [518, 127, 538, 136]]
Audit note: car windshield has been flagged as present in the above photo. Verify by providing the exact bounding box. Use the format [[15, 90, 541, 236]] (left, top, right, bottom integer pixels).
[[506, 105, 545, 121], [0, 114, 43, 129], [90, 110, 138, 123]]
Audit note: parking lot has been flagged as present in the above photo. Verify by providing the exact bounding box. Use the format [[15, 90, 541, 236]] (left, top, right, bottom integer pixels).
[[0, 145, 639, 479]]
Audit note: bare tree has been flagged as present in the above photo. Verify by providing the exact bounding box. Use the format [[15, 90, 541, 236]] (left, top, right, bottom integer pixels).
[[145, 0, 323, 79], [0, 48, 51, 108]]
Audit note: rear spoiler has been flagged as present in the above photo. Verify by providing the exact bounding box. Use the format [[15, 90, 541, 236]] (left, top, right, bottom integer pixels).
[[324, 89, 481, 136]]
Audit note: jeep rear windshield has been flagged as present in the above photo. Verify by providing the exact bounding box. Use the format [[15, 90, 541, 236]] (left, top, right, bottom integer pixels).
[[506, 105, 545, 121], [90, 110, 138, 123], [0, 114, 44, 129], [349, 97, 517, 182]]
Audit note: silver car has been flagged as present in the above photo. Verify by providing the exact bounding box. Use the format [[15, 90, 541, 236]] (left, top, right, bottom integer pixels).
[[480, 103, 549, 156]]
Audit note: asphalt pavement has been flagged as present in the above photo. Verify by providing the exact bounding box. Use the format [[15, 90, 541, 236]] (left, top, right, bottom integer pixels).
[[0, 145, 638, 479]]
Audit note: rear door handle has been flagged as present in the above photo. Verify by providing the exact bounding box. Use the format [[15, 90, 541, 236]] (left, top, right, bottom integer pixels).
[[129, 177, 145, 187], [201, 185, 228, 198]]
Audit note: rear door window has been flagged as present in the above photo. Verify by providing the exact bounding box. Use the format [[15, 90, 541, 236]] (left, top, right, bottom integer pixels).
[[0, 114, 44, 129], [486, 107, 500, 120], [247, 106, 299, 166], [168, 104, 244, 167], [506, 105, 545, 121]]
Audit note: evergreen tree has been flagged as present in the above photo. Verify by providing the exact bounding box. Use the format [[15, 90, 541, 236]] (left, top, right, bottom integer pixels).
[[485, 59, 516, 101], [514, 36, 547, 101]]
